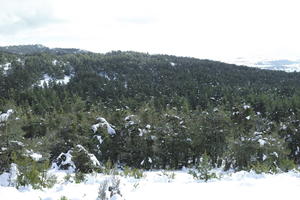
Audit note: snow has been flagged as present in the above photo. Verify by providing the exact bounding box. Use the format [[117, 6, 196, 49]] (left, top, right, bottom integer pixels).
[[25, 149, 43, 161], [0, 164, 18, 187], [110, 194, 124, 200], [95, 135, 103, 144], [30, 152, 43, 161], [76, 145, 100, 167], [10, 141, 24, 146], [243, 105, 251, 109], [258, 139, 267, 146], [52, 60, 58, 65], [296, 147, 300, 155], [0, 169, 300, 200], [53, 150, 75, 172], [280, 124, 288, 130], [92, 117, 116, 135], [0, 63, 11, 73], [39, 74, 71, 87], [99, 72, 111, 80], [0, 109, 14, 123], [170, 62, 176, 66], [272, 152, 279, 158], [262, 154, 267, 161]]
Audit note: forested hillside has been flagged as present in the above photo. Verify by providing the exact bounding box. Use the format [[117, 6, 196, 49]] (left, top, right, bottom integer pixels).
[[1, 45, 300, 177]]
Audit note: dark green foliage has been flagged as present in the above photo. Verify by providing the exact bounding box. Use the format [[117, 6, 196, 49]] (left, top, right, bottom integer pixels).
[[278, 158, 296, 172], [0, 47, 299, 175], [0, 108, 25, 173], [72, 145, 100, 173], [74, 172, 86, 184], [59, 196, 69, 200], [12, 153, 57, 189]]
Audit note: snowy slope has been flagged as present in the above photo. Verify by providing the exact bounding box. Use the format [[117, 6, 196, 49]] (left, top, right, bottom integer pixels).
[[0, 170, 299, 200]]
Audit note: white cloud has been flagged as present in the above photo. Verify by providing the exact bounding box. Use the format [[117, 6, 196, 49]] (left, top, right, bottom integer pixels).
[[0, 0, 62, 35], [0, 0, 300, 60]]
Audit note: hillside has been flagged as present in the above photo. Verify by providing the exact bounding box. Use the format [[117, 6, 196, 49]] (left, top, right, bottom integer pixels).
[[0, 45, 300, 182]]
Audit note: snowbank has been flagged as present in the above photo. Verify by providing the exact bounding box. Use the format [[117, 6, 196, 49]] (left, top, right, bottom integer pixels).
[[0, 169, 299, 200]]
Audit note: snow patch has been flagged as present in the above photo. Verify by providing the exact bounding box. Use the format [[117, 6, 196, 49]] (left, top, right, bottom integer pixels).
[[39, 74, 71, 87], [262, 154, 267, 161], [52, 59, 58, 65], [0, 109, 14, 123], [0, 63, 11, 73], [243, 105, 251, 109], [26, 150, 43, 161], [258, 139, 267, 146], [92, 117, 116, 135], [95, 135, 104, 144], [170, 62, 176, 66]]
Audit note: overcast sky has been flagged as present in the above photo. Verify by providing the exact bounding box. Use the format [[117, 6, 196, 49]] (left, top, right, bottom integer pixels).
[[0, 0, 299, 61]]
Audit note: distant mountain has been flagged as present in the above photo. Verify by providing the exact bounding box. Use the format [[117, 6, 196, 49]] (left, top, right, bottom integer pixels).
[[0, 44, 90, 55], [225, 57, 300, 72]]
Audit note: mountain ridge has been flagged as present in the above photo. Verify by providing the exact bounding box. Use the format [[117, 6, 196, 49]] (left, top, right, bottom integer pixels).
[[0, 44, 90, 55]]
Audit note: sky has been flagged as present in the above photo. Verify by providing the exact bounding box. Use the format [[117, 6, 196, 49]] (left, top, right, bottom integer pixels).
[[0, 0, 299, 61]]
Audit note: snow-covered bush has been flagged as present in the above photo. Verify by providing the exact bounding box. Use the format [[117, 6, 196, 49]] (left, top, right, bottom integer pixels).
[[97, 176, 123, 200], [53, 145, 101, 173], [97, 179, 109, 200], [160, 170, 176, 181], [72, 145, 101, 173]]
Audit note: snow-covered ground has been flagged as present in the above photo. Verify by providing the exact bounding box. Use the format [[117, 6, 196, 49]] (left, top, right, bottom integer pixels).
[[39, 74, 71, 87], [0, 169, 300, 200]]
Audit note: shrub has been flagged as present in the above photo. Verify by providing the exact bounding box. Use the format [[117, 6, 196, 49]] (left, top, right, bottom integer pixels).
[[278, 158, 296, 172], [13, 154, 57, 189], [97, 176, 122, 200], [101, 159, 120, 175], [160, 170, 176, 181], [72, 146, 100, 173], [251, 162, 277, 174], [189, 153, 217, 182], [59, 196, 69, 200], [63, 173, 73, 183], [122, 166, 144, 179], [74, 171, 86, 184], [97, 179, 109, 200]]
